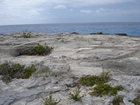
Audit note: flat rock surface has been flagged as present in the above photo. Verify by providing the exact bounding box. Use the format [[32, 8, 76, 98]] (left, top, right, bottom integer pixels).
[[0, 33, 140, 105]]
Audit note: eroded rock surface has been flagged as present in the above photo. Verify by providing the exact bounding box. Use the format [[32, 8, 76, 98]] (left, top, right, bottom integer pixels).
[[0, 33, 140, 105]]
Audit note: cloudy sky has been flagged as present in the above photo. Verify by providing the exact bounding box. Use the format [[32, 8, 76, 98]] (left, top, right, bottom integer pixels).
[[0, 0, 140, 25]]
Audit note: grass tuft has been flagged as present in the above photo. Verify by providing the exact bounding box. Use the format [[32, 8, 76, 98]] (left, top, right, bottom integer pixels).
[[22, 30, 31, 38], [69, 87, 83, 102], [43, 95, 60, 105], [33, 66, 54, 77], [112, 95, 124, 105], [130, 94, 140, 105]]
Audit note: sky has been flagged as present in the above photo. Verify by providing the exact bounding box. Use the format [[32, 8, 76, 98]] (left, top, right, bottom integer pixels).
[[0, 0, 140, 25]]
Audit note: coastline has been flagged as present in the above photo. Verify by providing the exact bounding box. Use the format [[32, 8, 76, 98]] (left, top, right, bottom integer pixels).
[[0, 32, 140, 105]]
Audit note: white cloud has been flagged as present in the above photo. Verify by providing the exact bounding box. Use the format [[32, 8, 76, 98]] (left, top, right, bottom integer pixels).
[[80, 10, 93, 14], [70, 9, 73, 11], [53, 5, 67, 9], [0, 0, 45, 19], [96, 8, 140, 15], [96, 8, 109, 13]]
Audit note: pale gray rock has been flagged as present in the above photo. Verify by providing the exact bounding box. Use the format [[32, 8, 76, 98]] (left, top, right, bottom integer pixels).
[[82, 95, 94, 105], [0, 33, 140, 105], [0, 75, 3, 80]]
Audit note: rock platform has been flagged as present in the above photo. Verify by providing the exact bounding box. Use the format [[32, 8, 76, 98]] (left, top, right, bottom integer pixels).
[[0, 33, 140, 105]]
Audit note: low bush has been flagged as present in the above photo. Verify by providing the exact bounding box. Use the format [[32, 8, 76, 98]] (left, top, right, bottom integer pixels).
[[130, 94, 140, 105], [112, 95, 124, 105], [43, 95, 60, 105], [23, 64, 36, 79], [0, 62, 36, 83], [69, 87, 83, 102], [78, 75, 98, 86], [21, 43, 53, 56], [90, 84, 123, 97], [22, 30, 31, 38], [0, 62, 24, 83], [78, 72, 110, 86]]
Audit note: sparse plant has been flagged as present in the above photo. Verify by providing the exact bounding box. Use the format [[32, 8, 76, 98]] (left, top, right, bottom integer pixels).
[[43, 95, 60, 105], [130, 94, 140, 105], [69, 87, 83, 102], [23, 64, 36, 79], [33, 66, 54, 77], [78, 71, 111, 86], [98, 71, 110, 83], [112, 95, 124, 105], [90, 84, 123, 97], [22, 30, 32, 38]]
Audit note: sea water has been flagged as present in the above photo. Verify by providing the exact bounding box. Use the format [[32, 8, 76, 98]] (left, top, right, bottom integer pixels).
[[0, 22, 140, 36]]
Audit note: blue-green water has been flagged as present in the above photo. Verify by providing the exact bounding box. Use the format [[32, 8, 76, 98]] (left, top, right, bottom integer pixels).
[[0, 22, 140, 36]]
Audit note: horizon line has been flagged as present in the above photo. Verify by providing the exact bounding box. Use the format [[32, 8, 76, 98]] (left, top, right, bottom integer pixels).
[[1, 21, 140, 26]]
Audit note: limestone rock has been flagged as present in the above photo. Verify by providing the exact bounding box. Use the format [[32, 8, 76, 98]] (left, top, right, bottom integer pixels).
[[0, 33, 140, 105]]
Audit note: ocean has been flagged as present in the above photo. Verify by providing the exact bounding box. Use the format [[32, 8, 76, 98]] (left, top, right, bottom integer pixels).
[[0, 22, 140, 36]]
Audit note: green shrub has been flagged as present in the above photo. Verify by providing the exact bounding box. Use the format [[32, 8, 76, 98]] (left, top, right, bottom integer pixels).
[[22, 30, 31, 38], [78, 72, 110, 86], [78, 75, 98, 86], [0, 62, 24, 83], [22, 44, 53, 56], [43, 95, 60, 105], [69, 87, 83, 102], [23, 64, 36, 79], [131, 95, 140, 105], [112, 95, 124, 105], [33, 44, 45, 55], [90, 84, 123, 97], [0, 62, 37, 83]]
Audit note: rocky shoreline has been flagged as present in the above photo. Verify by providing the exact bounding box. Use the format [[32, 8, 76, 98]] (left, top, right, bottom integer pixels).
[[0, 32, 140, 105]]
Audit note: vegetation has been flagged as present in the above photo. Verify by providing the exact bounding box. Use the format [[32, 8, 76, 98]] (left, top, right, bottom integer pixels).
[[23, 64, 36, 79], [78, 72, 123, 97], [43, 95, 60, 105], [33, 66, 54, 77], [0, 62, 37, 83], [78, 71, 110, 86], [90, 84, 123, 97], [0, 62, 24, 83], [130, 95, 140, 105], [69, 87, 83, 102], [21, 43, 53, 56], [112, 95, 124, 105], [22, 30, 32, 38]]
